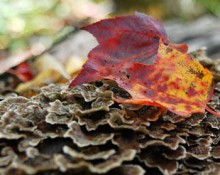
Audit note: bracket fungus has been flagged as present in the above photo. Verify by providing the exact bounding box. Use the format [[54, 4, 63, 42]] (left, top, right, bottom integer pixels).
[[0, 53, 220, 174]]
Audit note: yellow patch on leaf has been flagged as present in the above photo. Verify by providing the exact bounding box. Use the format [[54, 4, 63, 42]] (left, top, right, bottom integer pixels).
[[114, 41, 213, 116]]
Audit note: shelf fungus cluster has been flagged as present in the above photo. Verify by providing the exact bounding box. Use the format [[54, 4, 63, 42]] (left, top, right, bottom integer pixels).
[[1, 56, 220, 175]]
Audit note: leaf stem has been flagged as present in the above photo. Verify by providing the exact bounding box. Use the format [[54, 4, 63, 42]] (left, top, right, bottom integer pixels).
[[205, 105, 220, 117]]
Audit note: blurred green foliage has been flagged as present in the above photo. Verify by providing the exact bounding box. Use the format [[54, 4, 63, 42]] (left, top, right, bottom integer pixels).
[[0, 0, 101, 54], [0, 0, 62, 52], [0, 0, 220, 56], [196, 0, 220, 17], [113, 0, 220, 20]]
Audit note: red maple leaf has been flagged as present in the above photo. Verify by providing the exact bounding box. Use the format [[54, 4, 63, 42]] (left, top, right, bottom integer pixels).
[[69, 12, 219, 117]]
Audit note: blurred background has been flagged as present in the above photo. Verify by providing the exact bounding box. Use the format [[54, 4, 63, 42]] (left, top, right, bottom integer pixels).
[[1, 0, 220, 93]]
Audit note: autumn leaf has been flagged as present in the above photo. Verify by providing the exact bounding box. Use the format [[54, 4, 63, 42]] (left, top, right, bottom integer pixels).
[[69, 12, 216, 117], [7, 62, 34, 82]]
